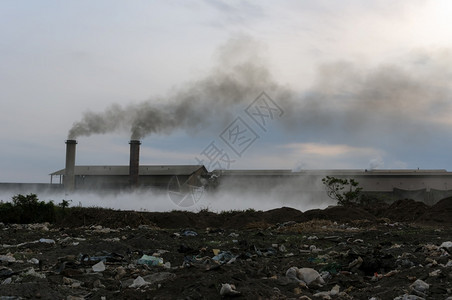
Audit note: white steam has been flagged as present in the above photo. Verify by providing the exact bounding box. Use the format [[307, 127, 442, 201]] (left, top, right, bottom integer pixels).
[[369, 157, 384, 170], [0, 180, 334, 213]]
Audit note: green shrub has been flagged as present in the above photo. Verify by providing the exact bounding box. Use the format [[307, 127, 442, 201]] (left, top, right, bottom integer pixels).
[[0, 193, 56, 224], [322, 176, 362, 206]]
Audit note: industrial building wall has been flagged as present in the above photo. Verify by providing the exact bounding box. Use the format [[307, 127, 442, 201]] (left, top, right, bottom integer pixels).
[[215, 174, 452, 205], [75, 175, 130, 190], [140, 175, 190, 189], [73, 175, 191, 190], [216, 173, 452, 193], [353, 176, 452, 192]]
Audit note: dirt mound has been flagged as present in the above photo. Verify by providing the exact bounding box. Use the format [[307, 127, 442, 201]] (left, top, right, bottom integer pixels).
[[146, 207, 304, 230], [416, 197, 452, 224], [56, 207, 156, 228], [383, 199, 429, 222], [53, 199, 450, 230], [221, 207, 304, 230], [300, 206, 377, 223], [261, 207, 303, 224], [146, 210, 222, 229], [221, 210, 269, 229]]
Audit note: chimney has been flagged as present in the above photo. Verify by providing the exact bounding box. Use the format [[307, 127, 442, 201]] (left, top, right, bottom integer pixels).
[[64, 139, 77, 191], [129, 140, 141, 187]]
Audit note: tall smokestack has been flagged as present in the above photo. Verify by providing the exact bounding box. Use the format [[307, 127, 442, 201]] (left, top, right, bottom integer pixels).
[[129, 140, 141, 187], [64, 140, 77, 191]]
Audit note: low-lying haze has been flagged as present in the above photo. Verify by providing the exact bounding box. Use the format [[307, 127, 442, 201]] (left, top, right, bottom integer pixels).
[[1, 1, 452, 184]]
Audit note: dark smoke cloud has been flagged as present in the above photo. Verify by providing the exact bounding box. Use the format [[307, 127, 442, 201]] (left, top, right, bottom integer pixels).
[[68, 35, 290, 140], [283, 51, 452, 145], [69, 36, 452, 149]]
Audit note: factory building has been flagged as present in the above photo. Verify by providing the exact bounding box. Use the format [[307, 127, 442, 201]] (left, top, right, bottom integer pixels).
[[47, 139, 452, 205], [50, 165, 207, 190], [49, 139, 207, 191]]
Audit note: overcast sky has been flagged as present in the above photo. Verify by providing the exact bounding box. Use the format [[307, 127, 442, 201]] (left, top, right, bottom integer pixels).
[[1, 0, 452, 183]]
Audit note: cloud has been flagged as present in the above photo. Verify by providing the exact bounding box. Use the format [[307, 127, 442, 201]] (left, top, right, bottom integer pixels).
[[201, 0, 265, 28], [281, 50, 452, 147], [279, 142, 385, 170], [284, 143, 380, 157]]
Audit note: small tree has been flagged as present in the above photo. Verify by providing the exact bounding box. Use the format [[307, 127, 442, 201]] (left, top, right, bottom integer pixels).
[[322, 176, 362, 206], [58, 199, 72, 210]]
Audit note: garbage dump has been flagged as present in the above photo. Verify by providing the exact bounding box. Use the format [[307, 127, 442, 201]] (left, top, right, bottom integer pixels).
[[0, 199, 451, 299]]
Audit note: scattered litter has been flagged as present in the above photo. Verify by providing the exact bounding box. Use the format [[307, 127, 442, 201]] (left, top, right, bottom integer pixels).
[[142, 272, 176, 284], [312, 291, 331, 299], [0, 200, 451, 299], [330, 284, 340, 295], [39, 238, 55, 244], [286, 267, 325, 286], [80, 252, 124, 263], [0, 255, 16, 263], [92, 261, 106, 272], [394, 294, 426, 300], [129, 276, 149, 288], [440, 241, 452, 252], [297, 267, 325, 286], [410, 279, 429, 293], [410, 279, 429, 297], [220, 283, 240, 296], [63, 276, 82, 288], [23, 267, 45, 278], [137, 255, 163, 266], [348, 256, 363, 270], [90, 226, 116, 234], [27, 258, 39, 265], [212, 251, 237, 264], [102, 237, 120, 242], [181, 230, 198, 236]]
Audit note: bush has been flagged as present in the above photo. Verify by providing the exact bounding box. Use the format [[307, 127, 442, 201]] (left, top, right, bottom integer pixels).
[[0, 201, 15, 223], [0, 193, 56, 224], [322, 176, 362, 206]]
